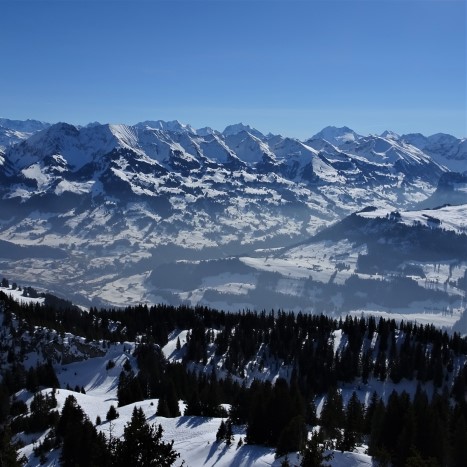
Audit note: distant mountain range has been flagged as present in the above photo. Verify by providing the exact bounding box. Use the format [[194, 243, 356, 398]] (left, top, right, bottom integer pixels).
[[0, 118, 465, 316]]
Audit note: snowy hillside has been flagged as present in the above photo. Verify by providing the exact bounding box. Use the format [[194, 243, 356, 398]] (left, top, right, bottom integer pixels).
[[10, 343, 376, 467], [401, 132, 467, 173], [147, 204, 467, 325], [356, 204, 467, 234]]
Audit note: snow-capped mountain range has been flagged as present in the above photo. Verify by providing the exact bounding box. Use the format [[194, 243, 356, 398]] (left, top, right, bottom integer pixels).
[[0, 118, 465, 311]]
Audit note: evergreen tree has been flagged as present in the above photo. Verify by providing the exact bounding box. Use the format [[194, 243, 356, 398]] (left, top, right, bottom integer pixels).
[[405, 448, 438, 467], [225, 419, 234, 446], [114, 406, 179, 467], [276, 415, 307, 458], [320, 387, 344, 439], [343, 391, 364, 450], [0, 426, 25, 467], [57, 395, 110, 467], [450, 411, 467, 467], [368, 397, 386, 457], [306, 397, 317, 426], [156, 397, 170, 418], [0, 383, 10, 423], [184, 389, 202, 416], [165, 380, 180, 417], [300, 433, 333, 467], [106, 404, 119, 421], [216, 420, 227, 443]]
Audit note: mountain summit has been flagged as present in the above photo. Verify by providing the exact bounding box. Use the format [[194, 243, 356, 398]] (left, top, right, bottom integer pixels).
[[309, 125, 361, 146]]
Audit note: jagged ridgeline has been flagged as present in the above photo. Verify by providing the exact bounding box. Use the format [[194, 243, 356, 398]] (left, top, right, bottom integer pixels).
[[1, 289, 467, 465], [0, 118, 466, 310]]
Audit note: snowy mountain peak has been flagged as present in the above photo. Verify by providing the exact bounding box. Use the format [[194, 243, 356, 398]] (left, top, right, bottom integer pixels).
[[380, 130, 400, 140], [196, 126, 219, 137], [309, 126, 361, 147], [0, 117, 50, 133], [222, 123, 264, 139], [134, 120, 195, 134], [108, 124, 139, 149], [401, 132, 467, 173], [5, 122, 144, 171]]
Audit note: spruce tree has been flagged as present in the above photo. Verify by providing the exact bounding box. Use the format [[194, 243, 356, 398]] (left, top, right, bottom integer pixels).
[[156, 397, 170, 417], [276, 415, 307, 458], [106, 404, 119, 421], [216, 420, 227, 442], [343, 391, 364, 449], [300, 433, 333, 467], [0, 426, 25, 467], [450, 411, 467, 467], [225, 419, 234, 446], [320, 387, 344, 439], [58, 396, 110, 467], [114, 406, 179, 467], [165, 380, 180, 417]]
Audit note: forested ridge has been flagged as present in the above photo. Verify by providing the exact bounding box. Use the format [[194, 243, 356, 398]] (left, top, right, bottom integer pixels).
[[1, 286, 467, 465]]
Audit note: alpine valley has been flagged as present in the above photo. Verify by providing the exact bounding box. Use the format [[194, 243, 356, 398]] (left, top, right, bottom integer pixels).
[[0, 118, 466, 329]]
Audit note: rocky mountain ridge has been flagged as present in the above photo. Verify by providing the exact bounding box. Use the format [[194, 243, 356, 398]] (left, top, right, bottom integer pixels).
[[0, 118, 465, 309]]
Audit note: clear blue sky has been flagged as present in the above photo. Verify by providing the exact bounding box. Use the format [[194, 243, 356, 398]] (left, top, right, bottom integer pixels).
[[1, 0, 465, 138]]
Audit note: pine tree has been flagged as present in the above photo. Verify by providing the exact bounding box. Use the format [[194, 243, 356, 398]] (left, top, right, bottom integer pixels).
[[0, 426, 25, 467], [320, 387, 344, 439], [106, 404, 119, 421], [216, 420, 227, 442], [225, 419, 234, 446], [276, 415, 307, 458], [58, 395, 110, 467], [368, 398, 385, 457], [114, 406, 179, 467], [156, 397, 170, 417], [184, 389, 202, 416], [300, 433, 333, 467], [450, 411, 467, 467], [165, 380, 180, 417], [343, 391, 364, 450]]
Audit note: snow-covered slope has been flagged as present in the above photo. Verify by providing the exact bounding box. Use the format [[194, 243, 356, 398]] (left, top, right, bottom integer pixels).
[[8, 323, 374, 467], [356, 203, 467, 234], [223, 122, 265, 140], [401, 132, 467, 173], [7, 123, 143, 171], [0, 118, 50, 151]]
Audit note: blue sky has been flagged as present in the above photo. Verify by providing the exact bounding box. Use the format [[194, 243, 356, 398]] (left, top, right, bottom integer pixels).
[[1, 0, 465, 138]]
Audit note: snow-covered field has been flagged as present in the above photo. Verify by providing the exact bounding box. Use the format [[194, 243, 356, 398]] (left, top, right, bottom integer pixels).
[[357, 204, 467, 234]]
